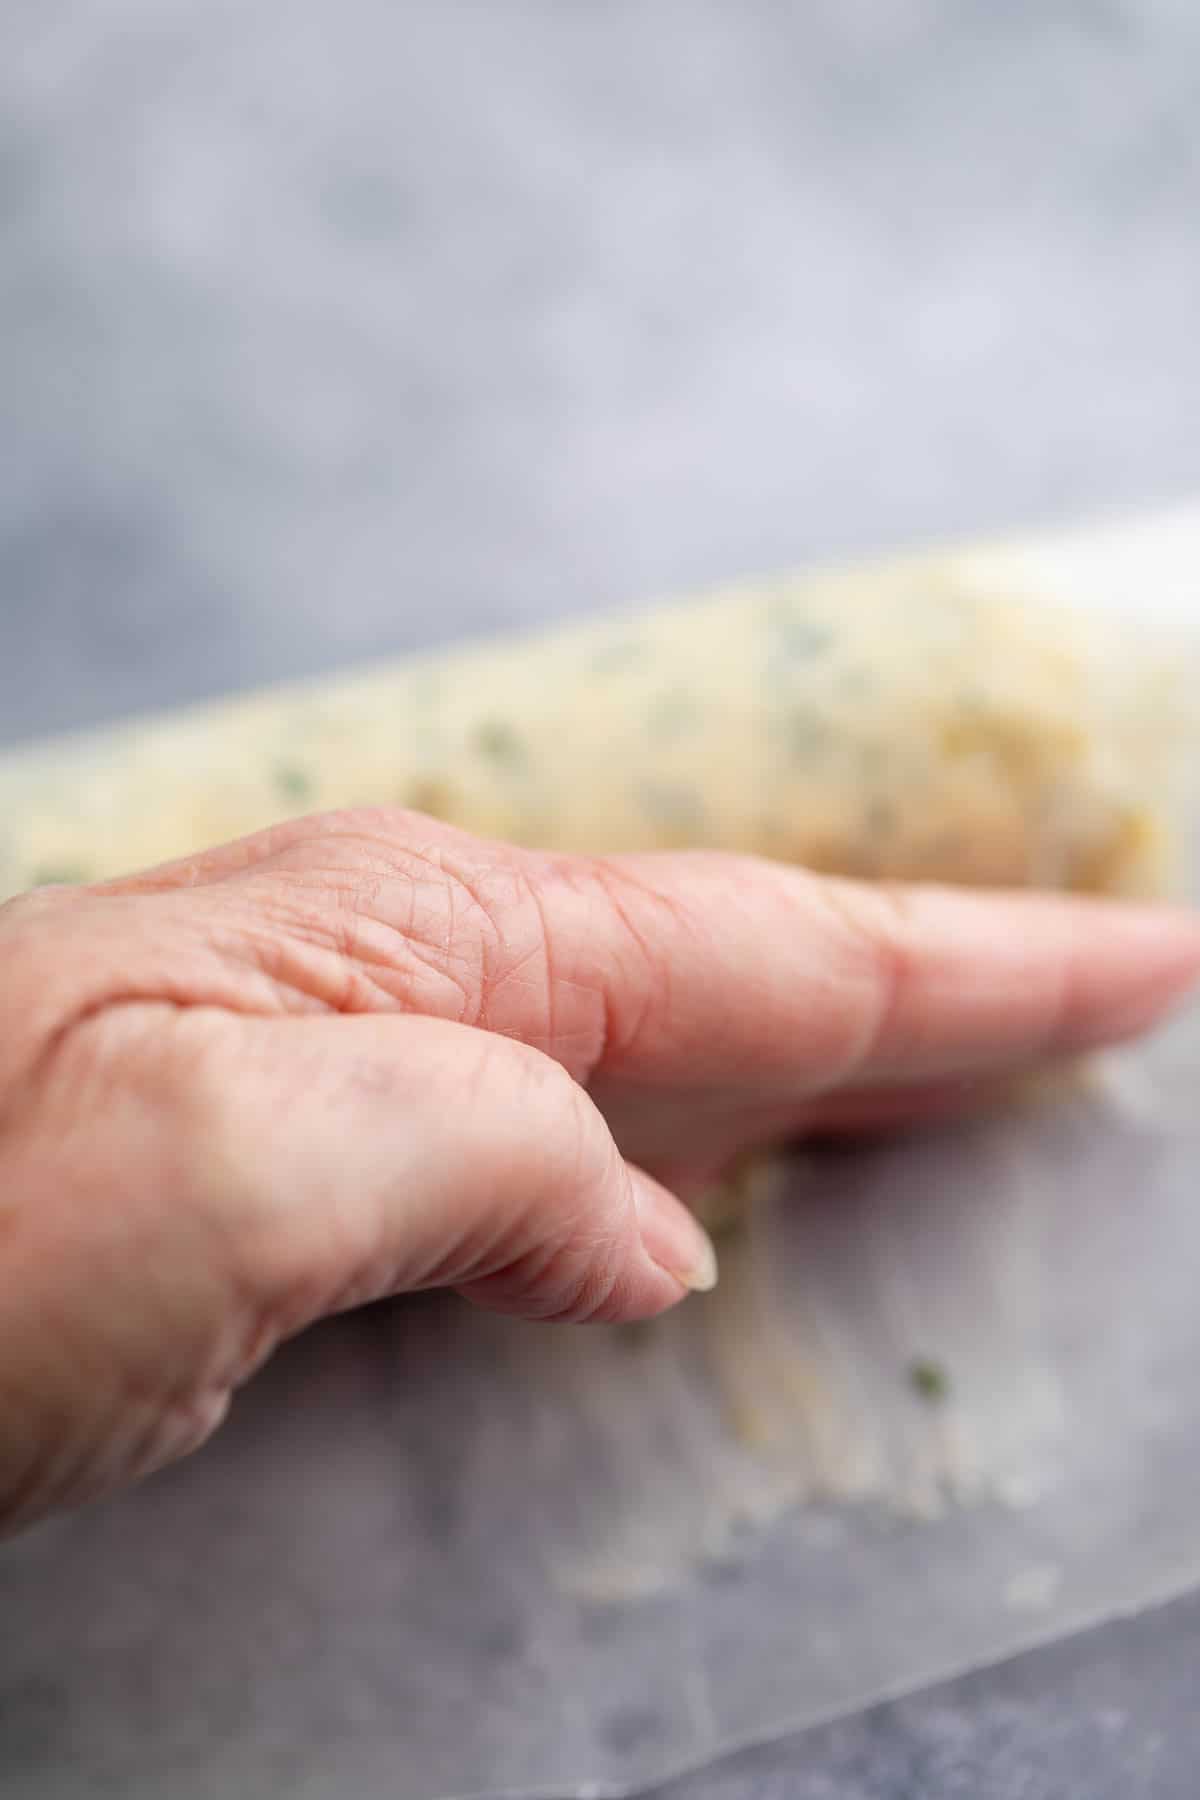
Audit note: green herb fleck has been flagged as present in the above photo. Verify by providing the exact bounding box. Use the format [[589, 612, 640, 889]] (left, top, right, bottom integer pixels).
[[788, 711, 830, 762], [617, 1320, 659, 1352], [403, 777, 457, 820], [909, 1359, 950, 1404], [646, 687, 700, 743], [771, 612, 834, 659], [864, 796, 896, 839], [474, 720, 524, 762], [839, 667, 874, 699], [274, 762, 315, 805], [408, 670, 442, 709], [31, 863, 90, 888], [638, 781, 706, 839], [916, 830, 965, 872], [588, 638, 642, 675]]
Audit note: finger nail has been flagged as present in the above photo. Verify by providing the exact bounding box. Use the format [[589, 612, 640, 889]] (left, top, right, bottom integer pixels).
[[631, 1171, 719, 1293]]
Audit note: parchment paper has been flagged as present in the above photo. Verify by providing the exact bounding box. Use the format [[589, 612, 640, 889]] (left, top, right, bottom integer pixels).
[[3, 508, 1200, 1799]]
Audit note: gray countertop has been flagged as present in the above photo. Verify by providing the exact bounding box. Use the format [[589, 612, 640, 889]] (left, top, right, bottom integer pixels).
[[3, 3, 1200, 1794], [653, 1591, 1200, 1800], [653, 1591, 1200, 1799]]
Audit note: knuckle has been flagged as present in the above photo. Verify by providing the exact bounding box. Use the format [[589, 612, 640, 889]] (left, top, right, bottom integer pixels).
[[43, 999, 175, 1127], [480, 1041, 630, 1320], [816, 876, 917, 1068], [528, 1049, 607, 1183], [526, 1260, 626, 1325], [487, 1032, 603, 1188], [577, 859, 681, 1067], [261, 836, 561, 1039], [428, 855, 556, 1035]]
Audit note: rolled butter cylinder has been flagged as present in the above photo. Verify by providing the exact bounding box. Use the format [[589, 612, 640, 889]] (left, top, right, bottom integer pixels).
[[0, 540, 1190, 903]]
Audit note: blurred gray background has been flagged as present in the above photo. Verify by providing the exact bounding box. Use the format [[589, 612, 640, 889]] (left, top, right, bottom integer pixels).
[[3, 3, 1200, 1796], [2, 0, 1198, 747]]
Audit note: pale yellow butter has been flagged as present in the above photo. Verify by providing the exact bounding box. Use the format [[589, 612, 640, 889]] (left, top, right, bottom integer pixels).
[[0, 542, 1187, 905]]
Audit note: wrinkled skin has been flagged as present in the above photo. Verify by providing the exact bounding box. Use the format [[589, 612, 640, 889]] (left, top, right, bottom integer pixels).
[[2, 806, 1198, 1536]]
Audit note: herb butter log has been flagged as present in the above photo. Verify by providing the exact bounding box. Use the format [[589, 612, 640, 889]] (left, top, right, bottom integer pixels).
[[0, 540, 1187, 905]]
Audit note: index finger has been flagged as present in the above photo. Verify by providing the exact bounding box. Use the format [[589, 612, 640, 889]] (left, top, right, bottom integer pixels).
[[86, 814, 1200, 1100], [561, 852, 1200, 1098]]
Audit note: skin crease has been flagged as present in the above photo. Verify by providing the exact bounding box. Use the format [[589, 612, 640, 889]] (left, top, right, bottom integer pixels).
[[2, 806, 1200, 1537]]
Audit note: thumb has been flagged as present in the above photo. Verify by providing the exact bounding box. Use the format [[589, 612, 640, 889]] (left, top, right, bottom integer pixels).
[[0, 1006, 717, 1535], [184, 1009, 718, 1335]]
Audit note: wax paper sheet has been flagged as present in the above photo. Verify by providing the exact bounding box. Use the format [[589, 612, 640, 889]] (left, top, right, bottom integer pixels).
[[5, 1017, 1200, 1800], [3, 508, 1200, 1799]]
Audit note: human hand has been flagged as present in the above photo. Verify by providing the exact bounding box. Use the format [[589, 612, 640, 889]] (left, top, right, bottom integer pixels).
[[2, 806, 1197, 1534]]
